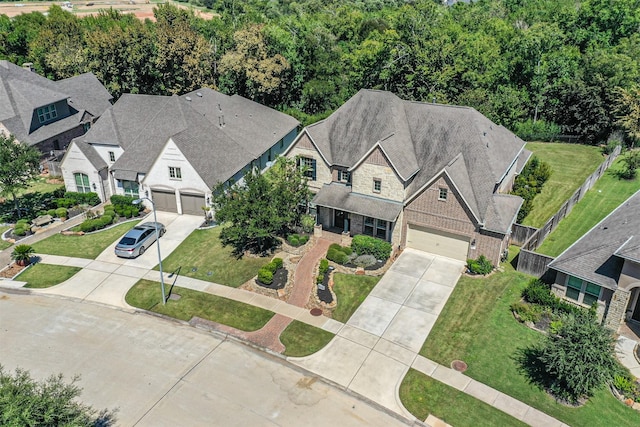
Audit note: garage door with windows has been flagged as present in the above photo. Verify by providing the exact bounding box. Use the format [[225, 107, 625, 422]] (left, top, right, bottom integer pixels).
[[151, 190, 177, 213], [406, 224, 469, 261], [180, 193, 205, 215]]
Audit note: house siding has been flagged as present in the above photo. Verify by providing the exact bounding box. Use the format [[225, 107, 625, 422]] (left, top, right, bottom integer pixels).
[[619, 260, 640, 290], [60, 142, 105, 200], [35, 125, 86, 154], [352, 147, 404, 202], [496, 159, 518, 194]]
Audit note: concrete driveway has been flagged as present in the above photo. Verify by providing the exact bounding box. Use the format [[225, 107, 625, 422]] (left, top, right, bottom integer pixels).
[[35, 213, 203, 307], [1, 292, 408, 427], [290, 249, 464, 418]]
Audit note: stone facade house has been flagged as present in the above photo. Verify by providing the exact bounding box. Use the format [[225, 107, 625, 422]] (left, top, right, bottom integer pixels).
[[60, 88, 299, 214], [284, 89, 530, 265], [0, 61, 112, 154], [548, 190, 640, 330]]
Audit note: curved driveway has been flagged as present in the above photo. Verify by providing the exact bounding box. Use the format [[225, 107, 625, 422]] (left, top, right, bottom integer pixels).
[[0, 292, 409, 427]]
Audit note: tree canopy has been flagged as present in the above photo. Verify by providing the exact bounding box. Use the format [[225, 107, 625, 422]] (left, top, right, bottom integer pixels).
[[0, 133, 41, 214], [1, 0, 639, 144]]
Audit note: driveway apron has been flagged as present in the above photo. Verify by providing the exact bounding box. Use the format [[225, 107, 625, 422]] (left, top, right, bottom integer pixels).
[[289, 248, 464, 418]]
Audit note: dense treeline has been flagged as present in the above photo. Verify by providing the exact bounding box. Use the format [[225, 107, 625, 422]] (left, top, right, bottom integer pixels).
[[0, 0, 638, 144]]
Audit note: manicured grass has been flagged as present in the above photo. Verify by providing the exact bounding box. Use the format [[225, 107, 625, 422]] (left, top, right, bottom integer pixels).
[[158, 226, 268, 288], [125, 279, 274, 331], [332, 273, 381, 323], [400, 369, 527, 427], [537, 158, 640, 257], [522, 142, 603, 228], [31, 221, 139, 259], [19, 179, 64, 196], [420, 270, 640, 427], [0, 226, 11, 251], [280, 320, 335, 357], [17, 264, 81, 288]]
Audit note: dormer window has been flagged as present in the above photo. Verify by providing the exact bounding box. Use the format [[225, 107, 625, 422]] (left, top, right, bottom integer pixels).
[[337, 169, 351, 184], [37, 104, 57, 123], [109, 151, 115, 162]]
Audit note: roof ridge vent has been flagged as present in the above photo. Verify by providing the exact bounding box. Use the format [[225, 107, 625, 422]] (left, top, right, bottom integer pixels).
[[185, 96, 192, 101], [196, 92, 202, 97]]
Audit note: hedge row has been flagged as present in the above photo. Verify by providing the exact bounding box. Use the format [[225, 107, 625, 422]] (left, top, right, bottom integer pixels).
[[257, 257, 283, 285]]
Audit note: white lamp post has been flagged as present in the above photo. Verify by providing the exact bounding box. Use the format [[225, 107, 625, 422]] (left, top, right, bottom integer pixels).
[[133, 197, 166, 305]]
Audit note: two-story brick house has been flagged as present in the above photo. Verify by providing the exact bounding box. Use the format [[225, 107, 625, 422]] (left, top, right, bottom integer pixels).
[[0, 61, 112, 154], [284, 89, 531, 264]]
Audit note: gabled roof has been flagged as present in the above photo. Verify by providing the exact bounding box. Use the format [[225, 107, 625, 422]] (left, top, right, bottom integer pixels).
[[305, 89, 526, 231], [0, 60, 112, 146], [81, 89, 299, 188], [548, 190, 640, 290], [312, 183, 403, 222]]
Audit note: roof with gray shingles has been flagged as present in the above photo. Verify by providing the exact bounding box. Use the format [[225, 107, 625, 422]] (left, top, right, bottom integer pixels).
[[75, 140, 107, 171], [312, 183, 403, 222], [0, 61, 112, 146], [305, 89, 526, 233], [548, 190, 640, 290], [78, 89, 299, 188]]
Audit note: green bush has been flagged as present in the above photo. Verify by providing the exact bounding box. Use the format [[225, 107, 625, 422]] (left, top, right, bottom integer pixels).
[[522, 278, 587, 316], [514, 119, 561, 142], [287, 234, 299, 246], [56, 198, 74, 208], [511, 156, 552, 222], [319, 258, 329, 275], [80, 219, 98, 233], [351, 235, 391, 260], [316, 274, 324, 284], [272, 257, 283, 270], [354, 254, 377, 267], [258, 268, 273, 285], [47, 209, 56, 217], [110, 195, 138, 208], [55, 207, 67, 218], [99, 215, 112, 227], [467, 255, 493, 275], [329, 243, 352, 255], [327, 248, 349, 265], [613, 375, 638, 400], [301, 214, 315, 233], [13, 225, 27, 236], [16, 219, 29, 226], [510, 301, 542, 323], [64, 192, 100, 207]]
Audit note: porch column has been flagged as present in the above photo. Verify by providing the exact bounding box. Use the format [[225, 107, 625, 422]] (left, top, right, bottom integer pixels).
[[604, 288, 631, 331]]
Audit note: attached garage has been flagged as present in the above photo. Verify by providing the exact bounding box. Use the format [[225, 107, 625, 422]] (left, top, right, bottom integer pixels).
[[151, 189, 177, 213], [406, 224, 469, 261], [180, 193, 206, 215]]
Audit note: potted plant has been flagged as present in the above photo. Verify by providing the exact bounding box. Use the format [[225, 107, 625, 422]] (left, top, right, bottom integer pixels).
[[11, 244, 34, 266]]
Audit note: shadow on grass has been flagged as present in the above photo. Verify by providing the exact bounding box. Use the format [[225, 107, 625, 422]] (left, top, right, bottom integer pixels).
[[514, 345, 552, 392]]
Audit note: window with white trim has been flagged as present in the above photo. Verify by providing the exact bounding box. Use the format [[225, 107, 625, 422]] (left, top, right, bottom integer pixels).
[[297, 156, 316, 180], [337, 169, 351, 184], [373, 179, 382, 193], [122, 180, 139, 197], [364, 217, 388, 240], [565, 276, 601, 306], [169, 166, 182, 180], [438, 188, 448, 201], [108, 151, 115, 162], [37, 104, 57, 123], [74, 173, 90, 193]]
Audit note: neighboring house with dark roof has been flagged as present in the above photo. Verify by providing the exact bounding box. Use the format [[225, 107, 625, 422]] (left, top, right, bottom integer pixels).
[[548, 190, 640, 331], [60, 88, 299, 214], [0, 61, 112, 154], [284, 89, 531, 265]]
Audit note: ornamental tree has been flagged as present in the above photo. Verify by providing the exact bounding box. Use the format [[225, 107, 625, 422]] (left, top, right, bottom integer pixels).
[[0, 133, 41, 217]]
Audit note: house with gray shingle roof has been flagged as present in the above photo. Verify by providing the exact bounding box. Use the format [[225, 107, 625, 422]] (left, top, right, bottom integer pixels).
[[284, 89, 531, 265], [0, 61, 112, 154], [548, 190, 640, 331], [60, 88, 299, 214]]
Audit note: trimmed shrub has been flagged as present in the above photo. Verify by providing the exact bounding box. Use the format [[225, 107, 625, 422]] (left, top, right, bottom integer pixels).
[[287, 234, 299, 246], [16, 219, 29, 226], [64, 192, 100, 207], [327, 248, 349, 265], [467, 255, 493, 275], [55, 207, 67, 218], [47, 209, 56, 217], [319, 258, 329, 275], [56, 198, 74, 208], [510, 301, 542, 323], [354, 254, 377, 267], [272, 257, 283, 270], [301, 214, 315, 233], [13, 225, 27, 236], [351, 235, 392, 260], [258, 268, 273, 285], [522, 279, 556, 306]]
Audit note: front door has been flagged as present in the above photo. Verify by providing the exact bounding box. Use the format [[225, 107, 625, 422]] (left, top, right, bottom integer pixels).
[[632, 289, 640, 322], [334, 210, 346, 231]]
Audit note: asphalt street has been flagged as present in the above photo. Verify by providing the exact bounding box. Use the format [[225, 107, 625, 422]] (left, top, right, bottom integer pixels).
[[0, 291, 409, 427]]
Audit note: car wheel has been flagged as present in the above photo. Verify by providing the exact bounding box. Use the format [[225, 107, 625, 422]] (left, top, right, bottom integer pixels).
[[159, 229, 165, 237], [139, 246, 145, 256]]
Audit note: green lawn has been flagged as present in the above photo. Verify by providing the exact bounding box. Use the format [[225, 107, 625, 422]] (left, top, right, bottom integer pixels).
[[280, 320, 335, 357], [158, 227, 268, 288], [0, 226, 11, 251], [31, 221, 139, 259], [537, 158, 640, 257], [332, 273, 381, 323], [125, 279, 274, 331], [17, 264, 81, 288], [420, 270, 640, 427], [400, 369, 527, 427], [19, 179, 64, 196], [522, 142, 604, 228]]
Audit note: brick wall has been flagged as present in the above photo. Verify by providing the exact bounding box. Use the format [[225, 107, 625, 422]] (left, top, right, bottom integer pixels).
[[35, 125, 86, 155]]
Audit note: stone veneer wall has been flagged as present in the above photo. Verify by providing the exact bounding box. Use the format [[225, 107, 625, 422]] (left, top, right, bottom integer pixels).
[[286, 133, 332, 192], [604, 288, 631, 330]]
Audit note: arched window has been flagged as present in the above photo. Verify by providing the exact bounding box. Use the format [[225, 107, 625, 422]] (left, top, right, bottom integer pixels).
[[74, 173, 91, 193]]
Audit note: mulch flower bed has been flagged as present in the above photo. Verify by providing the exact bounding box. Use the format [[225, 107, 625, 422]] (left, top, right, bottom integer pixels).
[[0, 263, 27, 279], [256, 267, 288, 290], [317, 271, 333, 304]]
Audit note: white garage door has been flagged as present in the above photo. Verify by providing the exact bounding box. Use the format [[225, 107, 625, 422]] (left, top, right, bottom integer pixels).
[[180, 193, 206, 215], [151, 190, 177, 213], [406, 224, 469, 261]]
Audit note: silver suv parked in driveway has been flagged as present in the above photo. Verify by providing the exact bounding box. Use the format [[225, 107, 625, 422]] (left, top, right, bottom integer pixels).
[[114, 222, 166, 258]]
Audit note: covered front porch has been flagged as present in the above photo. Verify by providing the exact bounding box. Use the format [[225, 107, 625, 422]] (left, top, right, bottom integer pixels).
[[312, 183, 402, 243]]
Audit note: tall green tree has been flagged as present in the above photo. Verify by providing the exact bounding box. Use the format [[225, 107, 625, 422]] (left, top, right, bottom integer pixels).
[[0, 134, 41, 216], [614, 85, 640, 146], [0, 365, 116, 426]]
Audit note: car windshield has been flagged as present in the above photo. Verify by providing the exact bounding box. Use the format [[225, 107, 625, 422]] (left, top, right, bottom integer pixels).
[[118, 237, 137, 245]]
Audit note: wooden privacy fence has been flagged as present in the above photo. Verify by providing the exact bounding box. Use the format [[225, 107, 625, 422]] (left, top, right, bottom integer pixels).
[[515, 145, 621, 277]]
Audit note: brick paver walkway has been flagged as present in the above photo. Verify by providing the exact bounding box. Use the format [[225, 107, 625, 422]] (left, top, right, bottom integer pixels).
[[233, 237, 334, 352]]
